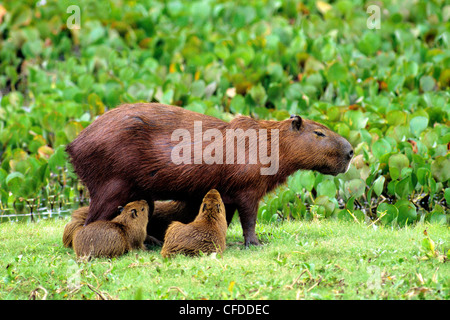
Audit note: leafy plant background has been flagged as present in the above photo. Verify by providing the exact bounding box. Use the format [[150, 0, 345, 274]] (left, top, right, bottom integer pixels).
[[0, 0, 448, 226]]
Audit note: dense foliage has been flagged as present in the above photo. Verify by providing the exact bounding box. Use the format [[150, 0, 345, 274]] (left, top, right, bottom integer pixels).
[[0, 0, 448, 225]]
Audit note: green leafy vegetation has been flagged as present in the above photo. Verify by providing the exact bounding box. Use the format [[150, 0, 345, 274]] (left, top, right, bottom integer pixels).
[[0, 0, 448, 224]]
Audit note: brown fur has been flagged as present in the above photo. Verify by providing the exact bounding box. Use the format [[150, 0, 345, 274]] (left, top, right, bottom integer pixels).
[[62, 202, 181, 247], [72, 200, 149, 259], [161, 189, 227, 258], [62, 206, 89, 248], [147, 201, 193, 242], [66, 103, 353, 246]]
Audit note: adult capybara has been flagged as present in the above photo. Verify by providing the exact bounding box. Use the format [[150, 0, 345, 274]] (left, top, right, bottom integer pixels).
[[66, 103, 353, 246], [161, 189, 227, 258], [72, 200, 149, 259], [62, 206, 89, 248]]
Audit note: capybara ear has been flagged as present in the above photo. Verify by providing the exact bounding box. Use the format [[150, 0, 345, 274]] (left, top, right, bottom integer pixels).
[[131, 209, 137, 218], [291, 115, 302, 131]]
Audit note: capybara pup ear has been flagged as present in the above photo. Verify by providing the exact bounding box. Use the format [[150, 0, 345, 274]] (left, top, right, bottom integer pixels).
[[291, 115, 302, 131]]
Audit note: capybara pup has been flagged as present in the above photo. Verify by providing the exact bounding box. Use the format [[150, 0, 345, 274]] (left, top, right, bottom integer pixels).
[[161, 189, 227, 258], [63, 203, 168, 247], [66, 103, 353, 246], [73, 200, 149, 259], [62, 206, 89, 248]]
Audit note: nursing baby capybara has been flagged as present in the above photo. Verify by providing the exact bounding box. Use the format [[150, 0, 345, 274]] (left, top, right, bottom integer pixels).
[[161, 189, 227, 258], [72, 200, 149, 259], [62, 206, 89, 248], [66, 103, 353, 246], [63, 204, 164, 248]]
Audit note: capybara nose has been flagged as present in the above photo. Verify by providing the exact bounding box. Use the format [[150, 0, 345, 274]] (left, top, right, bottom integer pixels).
[[347, 149, 354, 160]]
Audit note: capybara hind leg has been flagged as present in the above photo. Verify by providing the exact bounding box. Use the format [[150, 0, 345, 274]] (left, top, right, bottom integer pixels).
[[84, 179, 132, 225]]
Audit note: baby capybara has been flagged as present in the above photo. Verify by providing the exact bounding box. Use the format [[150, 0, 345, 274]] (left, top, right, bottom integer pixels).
[[63, 203, 165, 248], [73, 200, 149, 259], [66, 103, 353, 246], [161, 189, 227, 258]]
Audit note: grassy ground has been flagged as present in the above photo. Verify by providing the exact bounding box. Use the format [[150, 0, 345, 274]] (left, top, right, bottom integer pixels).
[[0, 217, 448, 300]]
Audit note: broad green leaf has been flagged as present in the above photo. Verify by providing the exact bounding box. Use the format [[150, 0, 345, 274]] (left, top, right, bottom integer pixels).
[[372, 139, 392, 159], [344, 179, 366, 199], [6, 172, 25, 196], [431, 156, 450, 182], [388, 154, 410, 180], [419, 75, 435, 92], [395, 201, 417, 226], [373, 176, 385, 197], [387, 74, 405, 92], [376, 203, 398, 225], [317, 179, 337, 198], [327, 62, 347, 83], [358, 31, 381, 56], [48, 146, 67, 173], [410, 116, 428, 137], [445, 188, 450, 205], [300, 171, 315, 192]]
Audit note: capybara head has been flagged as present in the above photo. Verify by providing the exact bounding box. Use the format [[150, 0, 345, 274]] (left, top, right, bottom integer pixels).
[[285, 115, 353, 176], [196, 189, 226, 222], [115, 200, 149, 227]]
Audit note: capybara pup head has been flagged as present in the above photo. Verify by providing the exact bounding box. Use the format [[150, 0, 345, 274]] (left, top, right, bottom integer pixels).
[[196, 189, 226, 222], [115, 200, 149, 227], [285, 115, 353, 176]]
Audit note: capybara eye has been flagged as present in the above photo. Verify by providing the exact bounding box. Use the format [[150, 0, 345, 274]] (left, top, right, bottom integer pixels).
[[314, 131, 326, 137], [118, 206, 124, 213], [141, 207, 144, 211], [131, 209, 137, 218]]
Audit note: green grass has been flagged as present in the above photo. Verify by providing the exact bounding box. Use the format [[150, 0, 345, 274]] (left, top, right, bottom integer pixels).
[[1, 217, 448, 300]]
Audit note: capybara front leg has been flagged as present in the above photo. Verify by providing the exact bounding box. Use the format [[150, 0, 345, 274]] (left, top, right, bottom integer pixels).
[[237, 200, 260, 247], [84, 178, 132, 225]]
